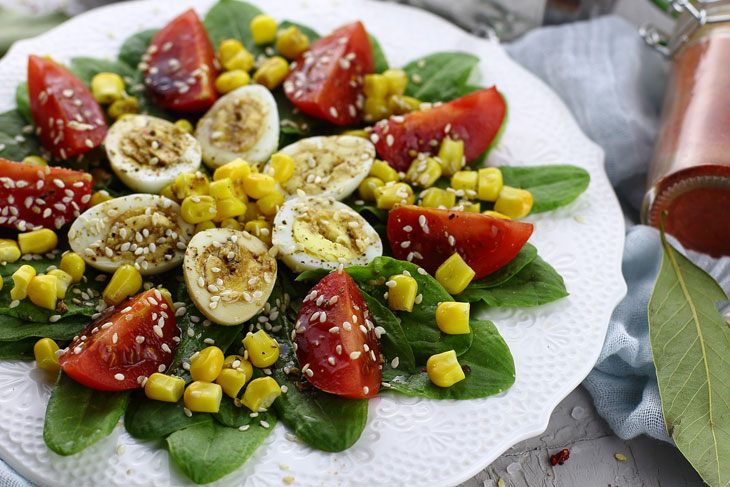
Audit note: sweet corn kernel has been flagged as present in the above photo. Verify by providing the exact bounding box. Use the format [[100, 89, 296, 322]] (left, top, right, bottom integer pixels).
[[216, 368, 248, 398], [0, 239, 20, 263], [477, 168, 503, 202], [22, 155, 47, 166], [438, 136, 465, 176], [340, 129, 369, 139], [242, 173, 276, 199], [451, 171, 478, 192], [18, 228, 58, 254], [358, 177, 384, 201], [190, 346, 225, 382], [48, 269, 73, 299], [363, 74, 389, 99], [242, 202, 262, 223], [405, 157, 442, 188], [28, 274, 58, 310], [241, 376, 281, 412], [458, 201, 481, 213], [174, 119, 194, 134], [494, 186, 533, 219], [215, 69, 251, 93], [244, 220, 272, 245], [90, 190, 113, 207], [374, 182, 415, 210], [181, 195, 218, 224], [103, 264, 142, 305], [387, 274, 418, 312], [214, 198, 246, 222], [91, 72, 125, 105], [383, 69, 409, 95], [173, 172, 210, 200], [10, 265, 36, 301], [253, 56, 289, 90], [231, 179, 250, 203], [369, 160, 399, 183], [242, 330, 280, 368], [60, 252, 85, 282], [195, 221, 217, 234], [363, 97, 390, 122], [276, 25, 309, 60], [257, 191, 284, 217], [159, 184, 178, 202], [426, 350, 465, 387], [220, 218, 242, 230], [108, 96, 139, 119], [435, 302, 470, 334], [34, 338, 60, 374], [218, 39, 254, 72], [184, 381, 223, 413], [157, 287, 174, 307], [208, 178, 234, 200], [214, 158, 251, 181], [144, 373, 185, 402], [223, 354, 253, 382], [421, 187, 456, 209], [435, 253, 475, 295], [388, 94, 421, 115], [268, 153, 295, 183], [250, 14, 278, 45], [482, 210, 511, 220]]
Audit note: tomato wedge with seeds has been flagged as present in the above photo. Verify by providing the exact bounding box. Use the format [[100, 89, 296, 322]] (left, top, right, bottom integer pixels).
[[144, 9, 218, 113], [294, 268, 381, 399], [373, 87, 507, 172], [285, 21, 374, 125], [387, 205, 533, 279], [58, 289, 179, 391], [0, 158, 92, 231], [27, 55, 107, 160]]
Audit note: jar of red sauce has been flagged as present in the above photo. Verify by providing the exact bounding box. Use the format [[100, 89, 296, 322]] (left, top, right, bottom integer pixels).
[[641, 0, 730, 256]]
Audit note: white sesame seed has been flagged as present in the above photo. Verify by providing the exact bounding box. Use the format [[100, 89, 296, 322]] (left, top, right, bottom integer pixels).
[[350, 351, 361, 360], [114, 373, 125, 381]]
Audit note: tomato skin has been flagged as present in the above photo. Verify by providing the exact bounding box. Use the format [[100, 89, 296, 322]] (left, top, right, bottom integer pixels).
[[0, 158, 92, 231], [58, 290, 179, 391], [373, 87, 507, 172], [27, 55, 107, 160], [144, 9, 218, 113], [294, 269, 381, 399], [285, 21, 374, 125], [387, 205, 533, 279]]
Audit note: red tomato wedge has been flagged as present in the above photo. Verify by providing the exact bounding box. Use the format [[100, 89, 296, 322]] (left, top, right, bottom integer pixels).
[[372, 87, 507, 172], [294, 269, 381, 399], [0, 158, 92, 231], [387, 206, 533, 279], [143, 9, 218, 113], [58, 289, 179, 391], [27, 55, 107, 160], [284, 21, 374, 125]]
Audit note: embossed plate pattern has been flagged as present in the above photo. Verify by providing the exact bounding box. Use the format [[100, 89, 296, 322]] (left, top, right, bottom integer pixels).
[[0, 1, 626, 486]]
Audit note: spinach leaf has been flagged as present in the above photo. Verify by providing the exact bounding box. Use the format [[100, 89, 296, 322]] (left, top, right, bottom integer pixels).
[[402, 52, 479, 103], [279, 20, 320, 41], [15, 82, 32, 125], [0, 109, 42, 161], [214, 396, 276, 428], [0, 314, 89, 341], [369, 34, 388, 73], [382, 320, 514, 399], [44, 372, 130, 455], [456, 255, 568, 307], [466, 243, 537, 289], [347, 201, 388, 224], [274, 89, 327, 146], [499, 164, 590, 214], [118, 29, 157, 68], [69, 57, 137, 87], [124, 392, 212, 440], [0, 337, 38, 359], [361, 291, 416, 373], [166, 419, 276, 484], [204, 0, 264, 55]]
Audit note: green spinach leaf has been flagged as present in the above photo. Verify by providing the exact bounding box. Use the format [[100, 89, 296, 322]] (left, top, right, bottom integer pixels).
[[118, 29, 158, 68], [499, 164, 590, 214], [69, 57, 137, 87], [124, 392, 212, 440], [402, 52, 479, 102], [0, 337, 39, 359], [0, 314, 89, 341], [214, 395, 276, 428], [0, 109, 42, 161], [204, 0, 264, 55], [369, 34, 388, 73], [361, 291, 416, 373], [15, 82, 32, 125], [466, 243, 537, 289]]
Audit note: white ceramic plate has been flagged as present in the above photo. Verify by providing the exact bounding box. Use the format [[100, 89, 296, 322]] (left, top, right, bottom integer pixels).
[[0, 1, 627, 486]]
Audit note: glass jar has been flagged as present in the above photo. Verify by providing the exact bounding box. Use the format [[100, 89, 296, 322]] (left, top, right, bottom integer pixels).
[[641, 0, 730, 256]]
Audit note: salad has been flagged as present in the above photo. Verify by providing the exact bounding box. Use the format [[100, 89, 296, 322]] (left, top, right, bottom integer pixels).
[[0, 1, 591, 484]]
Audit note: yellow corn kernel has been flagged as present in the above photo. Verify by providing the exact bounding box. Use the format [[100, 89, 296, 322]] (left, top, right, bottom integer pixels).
[[218, 39, 255, 72], [388, 94, 421, 115], [90, 190, 113, 207], [181, 195, 218, 224], [420, 187, 456, 209], [214, 158, 251, 181], [244, 220, 272, 245], [214, 197, 246, 222], [358, 176, 384, 201], [194, 221, 217, 234], [250, 14, 278, 45], [387, 274, 418, 312], [103, 264, 142, 305], [28, 274, 58, 310], [494, 186, 533, 219], [458, 201, 481, 213], [451, 171, 478, 192], [157, 287, 174, 308], [22, 155, 47, 166], [0, 239, 20, 263], [242, 201, 262, 222], [231, 179, 250, 203], [220, 218, 242, 230], [438, 136, 465, 176], [18, 228, 58, 255], [215, 69, 251, 94], [174, 119, 194, 134], [184, 381, 223, 413], [369, 160, 399, 183], [10, 265, 36, 301], [363, 74, 389, 99], [241, 376, 281, 412], [108, 96, 139, 120], [209, 178, 234, 201], [48, 269, 72, 299], [190, 346, 225, 382], [435, 253, 475, 295], [406, 157, 442, 188], [159, 184, 178, 202], [477, 168, 503, 202], [144, 373, 185, 402], [257, 191, 284, 217], [363, 96, 390, 122], [435, 302, 470, 334], [60, 252, 85, 282], [242, 330, 280, 368], [34, 338, 60, 374], [223, 354, 253, 383], [374, 182, 415, 210], [482, 210, 511, 220], [276, 25, 310, 60], [268, 153, 295, 183], [242, 173, 276, 199], [253, 56, 289, 90], [91, 72, 125, 105], [173, 172, 210, 200], [340, 129, 369, 139], [426, 350, 465, 387], [383, 69, 409, 95], [216, 368, 248, 398]]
